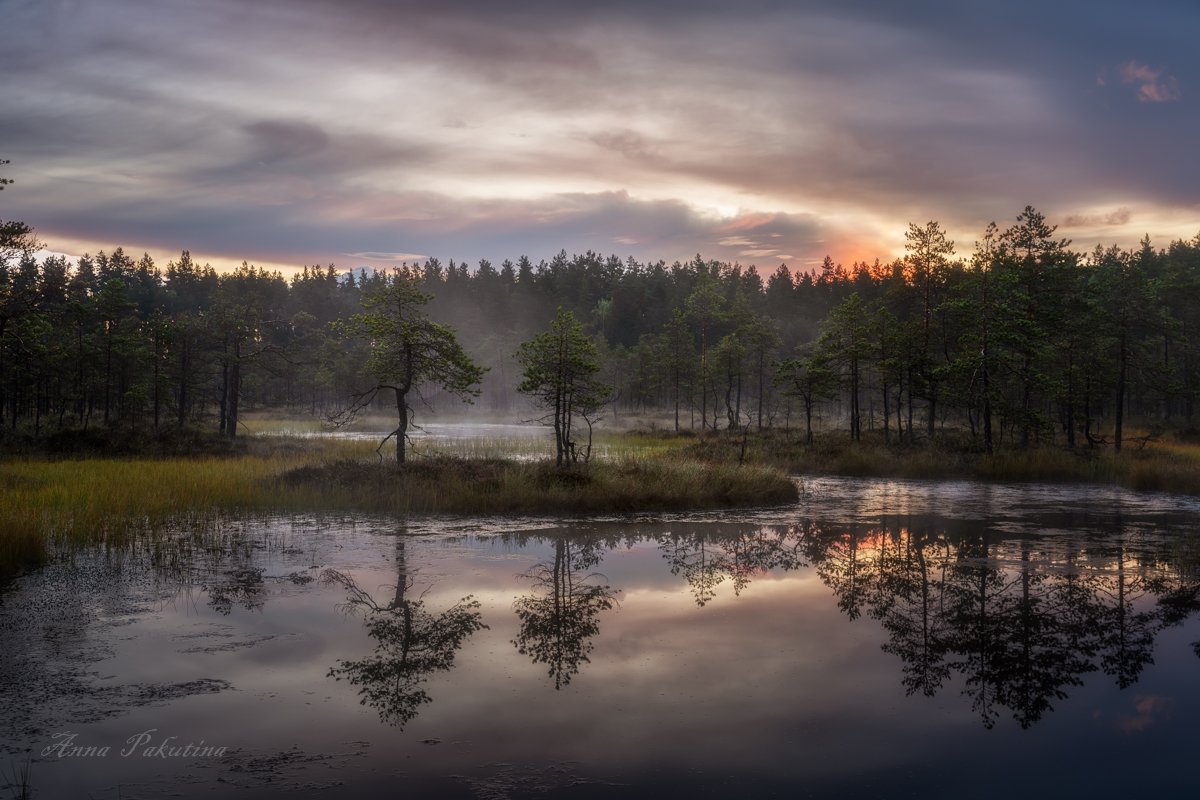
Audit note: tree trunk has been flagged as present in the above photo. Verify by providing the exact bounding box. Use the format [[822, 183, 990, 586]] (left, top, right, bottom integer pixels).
[[103, 329, 113, 425], [395, 387, 408, 464], [882, 381, 891, 443], [735, 372, 743, 431], [178, 336, 189, 427], [1115, 331, 1127, 453], [227, 354, 240, 439], [0, 317, 6, 430], [218, 357, 228, 435], [673, 369, 680, 434], [1020, 352, 1033, 448], [906, 369, 914, 441], [927, 390, 936, 439], [804, 397, 814, 446], [700, 328, 708, 431], [757, 350, 765, 430], [982, 376, 993, 455], [153, 327, 161, 431], [850, 357, 860, 442]]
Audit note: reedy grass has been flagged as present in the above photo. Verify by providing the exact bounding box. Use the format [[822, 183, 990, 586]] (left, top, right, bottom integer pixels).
[[2, 757, 32, 800], [275, 456, 797, 515], [673, 427, 1200, 493], [0, 438, 376, 572], [0, 435, 796, 576]]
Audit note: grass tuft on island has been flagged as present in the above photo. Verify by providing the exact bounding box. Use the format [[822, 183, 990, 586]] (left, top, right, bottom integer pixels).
[[670, 428, 1200, 495], [275, 456, 798, 515]]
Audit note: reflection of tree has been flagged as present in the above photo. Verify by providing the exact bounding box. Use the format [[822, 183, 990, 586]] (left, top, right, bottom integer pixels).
[[988, 541, 1095, 728], [204, 566, 265, 615], [799, 521, 1200, 729], [167, 529, 270, 615], [513, 538, 618, 689], [660, 535, 723, 606], [942, 531, 1011, 728], [325, 537, 486, 728], [802, 527, 870, 620], [1155, 582, 1200, 660], [658, 526, 806, 607], [877, 528, 952, 698], [1090, 545, 1159, 688]]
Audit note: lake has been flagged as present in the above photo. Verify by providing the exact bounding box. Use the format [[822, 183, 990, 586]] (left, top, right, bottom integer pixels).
[[2, 476, 1199, 799]]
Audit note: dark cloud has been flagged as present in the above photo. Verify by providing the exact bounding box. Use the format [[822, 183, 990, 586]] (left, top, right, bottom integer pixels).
[[242, 121, 330, 164], [26, 186, 839, 272], [1062, 207, 1134, 228], [2, 0, 1198, 269]]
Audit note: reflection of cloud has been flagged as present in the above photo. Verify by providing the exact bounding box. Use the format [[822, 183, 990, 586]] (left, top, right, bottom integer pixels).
[[1118, 694, 1173, 733], [1118, 61, 1181, 103], [1061, 207, 1133, 228]]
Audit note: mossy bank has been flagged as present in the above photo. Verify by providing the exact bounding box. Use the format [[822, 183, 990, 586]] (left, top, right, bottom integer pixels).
[[672, 428, 1200, 495], [276, 456, 797, 515]]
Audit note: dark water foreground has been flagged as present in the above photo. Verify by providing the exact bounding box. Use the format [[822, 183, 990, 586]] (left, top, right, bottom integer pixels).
[[3, 477, 1199, 799]]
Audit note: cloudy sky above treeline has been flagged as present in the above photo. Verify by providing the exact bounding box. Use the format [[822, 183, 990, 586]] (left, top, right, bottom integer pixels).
[[2, 0, 1197, 273]]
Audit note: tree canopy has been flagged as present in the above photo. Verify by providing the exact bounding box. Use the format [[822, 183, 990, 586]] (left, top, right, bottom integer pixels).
[[333, 267, 484, 463], [516, 308, 610, 466]]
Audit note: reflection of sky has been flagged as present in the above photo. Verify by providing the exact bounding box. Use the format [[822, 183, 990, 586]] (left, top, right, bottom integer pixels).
[[4, 496, 1200, 798], [3, 1, 1199, 273]]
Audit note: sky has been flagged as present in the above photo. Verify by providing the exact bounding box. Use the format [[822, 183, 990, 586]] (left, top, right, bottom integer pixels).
[[2, 0, 1198, 274]]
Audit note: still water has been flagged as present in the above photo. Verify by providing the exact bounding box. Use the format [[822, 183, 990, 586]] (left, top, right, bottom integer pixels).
[[3, 477, 1199, 799]]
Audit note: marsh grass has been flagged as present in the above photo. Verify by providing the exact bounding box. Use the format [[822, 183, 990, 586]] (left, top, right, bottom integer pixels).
[[2, 757, 32, 800], [276, 456, 797, 515], [674, 428, 1200, 493], [0, 435, 796, 576], [0, 438, 376, 572]]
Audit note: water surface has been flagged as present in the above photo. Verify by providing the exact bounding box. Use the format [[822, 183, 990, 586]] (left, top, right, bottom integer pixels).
[[3, 477, 1199, 798]]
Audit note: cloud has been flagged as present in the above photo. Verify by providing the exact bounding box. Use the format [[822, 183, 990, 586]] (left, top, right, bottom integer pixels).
[[1118, 61, 1181, 103], [346, 251, 428, 262], [242, 120, 331, 164], [589, 130, 662, 163], [2, 0, 1199, 271], [1061, 207, 1134, 228]]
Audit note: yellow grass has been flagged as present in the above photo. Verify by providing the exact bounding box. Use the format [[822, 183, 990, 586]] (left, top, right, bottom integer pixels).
[[673, 428, 1200, 493], [275, 456, 797, 515], [0, 436, 796, 576]]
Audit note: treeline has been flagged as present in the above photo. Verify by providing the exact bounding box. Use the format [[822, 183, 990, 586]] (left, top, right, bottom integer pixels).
[[1, 204, 1200, 449]]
